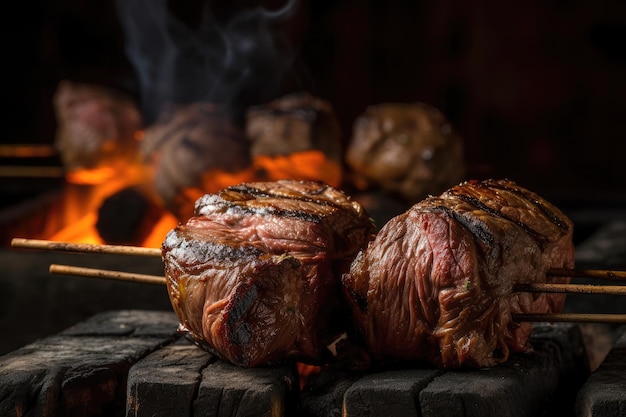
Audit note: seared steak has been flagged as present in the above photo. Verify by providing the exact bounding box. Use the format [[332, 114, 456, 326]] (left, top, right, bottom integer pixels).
[[246, 92, 343, 163], [162, 180, 376, 367], [345, 102, 465, 203], [141, 102, 251, 221], [342, 179, 574, 368]]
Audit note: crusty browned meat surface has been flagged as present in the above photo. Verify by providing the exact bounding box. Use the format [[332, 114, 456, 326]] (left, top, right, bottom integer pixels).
[[345, 102, 465, 203], [162, 180, 375, 367], [342, 179, 574, 368], [141, 102, 251, 221], [53, 80, 142, 172], [246, 92, 343, 163]]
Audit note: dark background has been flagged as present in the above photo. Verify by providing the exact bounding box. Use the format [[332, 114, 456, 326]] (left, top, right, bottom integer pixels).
[[5, 0, 626, 205]]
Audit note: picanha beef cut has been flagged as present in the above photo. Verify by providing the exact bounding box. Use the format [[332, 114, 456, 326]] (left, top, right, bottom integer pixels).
[[162, 180, 376, 367], [345, 102, 465, 203], [342, 179, 574, 368]]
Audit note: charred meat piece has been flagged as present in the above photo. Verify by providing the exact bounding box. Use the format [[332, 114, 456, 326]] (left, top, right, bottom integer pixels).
[[162, 180, 376, 367], [246, 92, 343, 163], [141, 102, 252, 221], [53, 80, 142, 172], [346, 102, 465, 203], [342, 179, 574, 368]]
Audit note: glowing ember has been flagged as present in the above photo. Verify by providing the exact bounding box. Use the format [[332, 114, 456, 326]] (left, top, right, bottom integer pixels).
[[296, 363, 322, 390], [46, 147, 340, 250]]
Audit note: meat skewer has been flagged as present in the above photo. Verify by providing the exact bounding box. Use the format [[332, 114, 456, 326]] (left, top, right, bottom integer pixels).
[[513, 313, 626, 324], [47, 263, 626, 295], [12, 237, 626, 281], [10, 178, 626, 370], [13, 240, 626, 323], [158, 180, 377, 368], [340, 178, 619, 369], [49, 264, 166, 285], [11, 238, 162, 257], [26, 263, 626, 325]]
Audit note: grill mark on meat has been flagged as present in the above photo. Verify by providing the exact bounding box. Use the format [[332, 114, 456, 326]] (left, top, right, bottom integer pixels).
[[220, 183, 352, 223], [427, 204, 495, 247], [234, 201, 324, 224], [446, 190, 550, 249], [165, 231, 265, 262], [342, 178, 574, 369], [485, 181, 571, 233], [163, 180, 376, 368], [227, 282, 258, 346], [196, 194, 325, 225], [228, 182, 334, 202]]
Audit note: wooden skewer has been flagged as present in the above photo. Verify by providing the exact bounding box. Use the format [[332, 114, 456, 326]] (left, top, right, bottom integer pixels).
[[0, 166, 65, 178], [48, 264, 626, 324], [9, 238, 626, 282], [0, 144, 58, 158], [514, 282, 626, 295], [513, 313, 626, 324], [49, 264, 166, 285], [548, 268, 626, 281], [11, 238, 162, 258], [12, 238, 626, 325], [46, 264, 626, 296]]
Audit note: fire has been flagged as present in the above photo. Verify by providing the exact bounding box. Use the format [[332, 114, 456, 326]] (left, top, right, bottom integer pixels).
[[253, 150, 342, 188], [36, 139, 336, 388], [49, 157, 178, 248], [197, 149, 342, 194], [45, 148, 341, 249], [296, 363, 322, 390]]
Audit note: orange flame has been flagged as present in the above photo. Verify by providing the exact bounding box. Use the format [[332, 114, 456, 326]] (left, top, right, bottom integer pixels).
[[296, 363, 322, 390], [45, 149, 341, 248]]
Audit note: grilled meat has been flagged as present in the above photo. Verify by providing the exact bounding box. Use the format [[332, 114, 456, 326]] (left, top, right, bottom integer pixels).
[[53, 80, 142, 172], [342, 179, 574, 368], [141, 102, 252, 221], [345, 102, 465, 203], [162, 180, 376, 367], [246, 92, 343, 163]]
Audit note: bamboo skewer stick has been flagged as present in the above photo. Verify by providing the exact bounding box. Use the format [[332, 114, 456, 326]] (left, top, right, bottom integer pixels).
[[513, 313, 626, 324], [0, 166, 65, 178], [513, 282, 626, 295], [11, 238, 162, 257], [10, 238, 626, 281], [11, 238, 626, 324], [0, 144, 58, 158], [49, 264, 166, 285], [11, 238, 626, 280], [548, 268, 626, 281], [47, 265, 626, 324]]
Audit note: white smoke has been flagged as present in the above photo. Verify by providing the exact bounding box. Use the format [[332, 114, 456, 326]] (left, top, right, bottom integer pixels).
[[115, 0, 300, 125]]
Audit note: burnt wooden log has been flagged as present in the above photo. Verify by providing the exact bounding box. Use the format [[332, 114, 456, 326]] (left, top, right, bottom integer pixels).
[[343, 369, 440, 416], [575, 326, 626, 417], [298, 369, 365, 417], [194, 360, 297, 416], [126, 338, 214, 417], [127, 338, 299, 417], [419, 323, 588, 417], [0, 310, 178, 417], [301, 323, 588, 417], [0, 311, 593, 417]]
